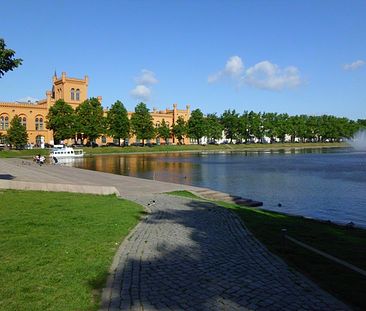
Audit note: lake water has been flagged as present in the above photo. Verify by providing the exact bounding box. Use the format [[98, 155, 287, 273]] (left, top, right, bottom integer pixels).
[[70, 147, 366, 227]]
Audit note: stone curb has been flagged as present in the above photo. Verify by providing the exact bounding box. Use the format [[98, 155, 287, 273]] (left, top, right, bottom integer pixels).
[[0, 180, 120, 196]]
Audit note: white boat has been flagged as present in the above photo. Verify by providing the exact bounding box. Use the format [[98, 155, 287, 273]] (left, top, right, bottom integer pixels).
[[50, 145, 84, 159]]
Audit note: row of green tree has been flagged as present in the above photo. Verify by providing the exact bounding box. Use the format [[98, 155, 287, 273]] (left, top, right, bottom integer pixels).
[[47, 99, 188, 145], [200, 109, 366, 144], [48, 99, 365, 145], [2, 98, 365, 149]]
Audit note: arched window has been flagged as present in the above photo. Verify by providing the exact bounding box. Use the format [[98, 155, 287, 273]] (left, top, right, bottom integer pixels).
[[71, 88, 75, 100], [76, 89, 80, 101], [1, 115, 9, 130], [19, 116, 27, 128], [35, 116, 44, 130]]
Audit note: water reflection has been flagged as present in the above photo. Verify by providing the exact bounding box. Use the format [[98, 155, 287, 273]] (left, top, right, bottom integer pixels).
[[70, 148, 366, 227]]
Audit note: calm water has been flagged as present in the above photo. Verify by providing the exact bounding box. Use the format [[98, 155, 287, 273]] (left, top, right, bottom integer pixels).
[[70, 148, 366, 227]]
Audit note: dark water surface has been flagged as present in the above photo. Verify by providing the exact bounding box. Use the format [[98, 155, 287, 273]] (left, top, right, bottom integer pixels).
[[70, 148, 366, 227]]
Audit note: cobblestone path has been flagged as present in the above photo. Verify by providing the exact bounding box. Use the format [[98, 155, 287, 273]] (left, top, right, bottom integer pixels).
[[102, 194, 348, 311]]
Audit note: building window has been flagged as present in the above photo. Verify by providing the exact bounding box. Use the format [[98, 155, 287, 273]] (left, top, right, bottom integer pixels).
[[35, 117, 44, 130], [76, 89, 80, 101], [101, 136, 107, 143], [71, 88, 75, 100], [1, 115, 9, 130], [19, 116, 27, 129]]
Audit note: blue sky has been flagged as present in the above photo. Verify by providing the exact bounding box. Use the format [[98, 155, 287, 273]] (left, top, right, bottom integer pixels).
[[1, 0, 365, 119]]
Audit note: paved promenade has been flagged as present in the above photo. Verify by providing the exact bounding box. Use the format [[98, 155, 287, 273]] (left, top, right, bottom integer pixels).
[[0, 159, 349, 310]]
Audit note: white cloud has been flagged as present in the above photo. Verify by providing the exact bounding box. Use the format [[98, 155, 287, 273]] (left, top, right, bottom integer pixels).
[[225, 56, 244, 76], [208, 56, 302, 91], [244, 61, 302, 91], [130, 69, 158, 101], [135, 69, 158, 85], [208, 56, 244, 83], [130, 85, 151, 101], [343, 60, 365, 71]]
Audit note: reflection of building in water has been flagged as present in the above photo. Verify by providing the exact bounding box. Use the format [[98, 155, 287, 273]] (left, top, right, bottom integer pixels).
[[0, 72, 191, 146], [87, 154, 194, 184]]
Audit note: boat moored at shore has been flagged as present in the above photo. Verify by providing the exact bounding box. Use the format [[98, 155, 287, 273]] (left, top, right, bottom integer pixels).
[[50, 145, 84, 159]]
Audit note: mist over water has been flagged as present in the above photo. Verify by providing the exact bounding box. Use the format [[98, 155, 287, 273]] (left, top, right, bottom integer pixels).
[[347, 130, 366, 151]]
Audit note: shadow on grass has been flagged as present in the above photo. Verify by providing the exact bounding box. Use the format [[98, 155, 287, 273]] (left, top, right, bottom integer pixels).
[[105, 198, 347, 310]]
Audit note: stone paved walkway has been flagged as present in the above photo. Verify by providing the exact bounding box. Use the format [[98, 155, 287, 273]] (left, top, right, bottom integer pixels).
[[102, 194, 348, 311], [0, 159, 349, 310]]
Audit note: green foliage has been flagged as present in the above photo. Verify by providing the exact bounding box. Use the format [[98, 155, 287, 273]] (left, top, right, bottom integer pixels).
[[0, 190, 143, 311], [172, 116, 187, 144], [106, 100, 130, 145], [46, 99, 75, 143], [357, 119, 366, 128], [205, 113, 223, 142], [0, 38, 22, 78], [130, 102, 155, 145], [187, 109, 207, 144], [213, 110, 360, 143], [6, 115, 28, 149], [156, 119, 171, 142], [75, 98, 105, 143], [247, 111, 263, 142], [221, 109, 239, 143]]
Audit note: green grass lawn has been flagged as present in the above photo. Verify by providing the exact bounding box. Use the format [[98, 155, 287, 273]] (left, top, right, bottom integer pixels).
[[168, 190, 366, 310], [0, 190, 143, 311], [0, 142, 346, 158]]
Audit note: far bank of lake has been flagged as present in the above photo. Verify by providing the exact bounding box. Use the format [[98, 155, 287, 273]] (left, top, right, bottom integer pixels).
[[68, 146, 366, 228]]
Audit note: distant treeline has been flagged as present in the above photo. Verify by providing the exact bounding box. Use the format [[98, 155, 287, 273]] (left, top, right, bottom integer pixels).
[[187, 109, 366, 144]]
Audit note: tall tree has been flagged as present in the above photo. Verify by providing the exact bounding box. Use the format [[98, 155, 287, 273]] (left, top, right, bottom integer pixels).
[[156, 119, 171, 143], [237, 111, 250, 143], [187, 109, 207, 144], [276, 113, 290, 143], [7, 115, 28, 149], [46, 99, 75, 144], [247, 111, 262, 142], [172, 116, 187, 145], [106, 100, 130, 146], [0, 38, 23, 77], [130, 102, 155, 145], [221, 109, 239, 143], [206, 113, 223, 143], [75, 97, 105, 144]]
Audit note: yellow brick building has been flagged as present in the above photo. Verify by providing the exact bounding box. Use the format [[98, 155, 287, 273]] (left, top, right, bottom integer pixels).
[[0, 72, 190, 146]]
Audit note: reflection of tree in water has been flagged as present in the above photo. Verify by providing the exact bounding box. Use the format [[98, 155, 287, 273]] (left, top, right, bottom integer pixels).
[[79, 153, 197, 185]]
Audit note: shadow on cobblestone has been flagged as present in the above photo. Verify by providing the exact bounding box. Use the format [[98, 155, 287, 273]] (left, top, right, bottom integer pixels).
[[105, 196, 348, 311]]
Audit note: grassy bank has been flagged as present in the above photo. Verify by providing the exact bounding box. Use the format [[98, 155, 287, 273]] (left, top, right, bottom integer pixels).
[[168, 191, 366, 310], [0, 190, 143, 311], [0, 142, 347, 158]]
